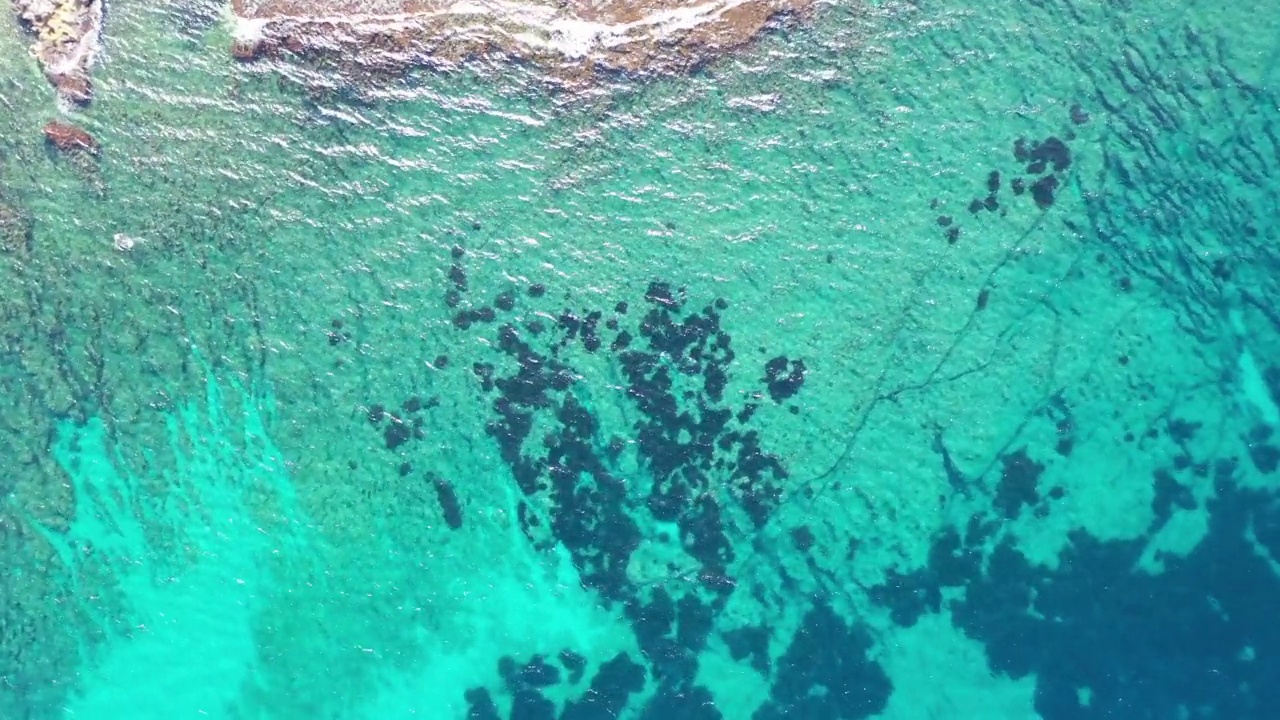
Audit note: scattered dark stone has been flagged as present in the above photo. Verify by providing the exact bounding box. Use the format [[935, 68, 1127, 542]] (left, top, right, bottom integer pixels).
[[1119, 354, 1129, 366], [445, 289, 462, 308], [1119, 276, 1133, 292], [790, 525, 815, 552], [368, 404, 386, 424], [987, 170, 1001, 193], [762, 357, 806, 403], [611, 330, 632, 352], [788, 405, 800, 415], [495, 291, 516, 311], [476, 306, 497, 323], [937, 215, 953, 227], [1029, 136, 1072, 172], [1013, 138, 1030, 162], [464, 688, 500, 720], [645, 281, 679, 308], [433, 477, 463, 529], [1048, 486, 1065, 500], [1011, 177, 1026, 195], [968, 198, 985, 214], [403, 396, 423, 413], [560, 650, 588, 685], [615, 301, 629, 314], [434, 354, 449, 368], [1069, 103, 1090, 125], [449, 264, 468, 291], [1031, 175, 1059, 209], [398, 462, 412, 477], [453, 310, 476, 330], [976, 289, 990, 310], [995, 448, 1044, 519], [714, 298, 728, 311], [472, 221, 483, 231], [946, 226, 961, 244], [528, 283, 546, 298], [984, 194, 999, 212], [384, 417, 412, 450], [451, 245, 465, 259]]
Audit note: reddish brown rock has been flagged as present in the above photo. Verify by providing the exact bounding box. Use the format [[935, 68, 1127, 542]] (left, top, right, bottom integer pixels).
[[231, 38, 263, 61], [43, 120, 99, 155], [49, 71, 93, 104], [229, 0, 813, 85]]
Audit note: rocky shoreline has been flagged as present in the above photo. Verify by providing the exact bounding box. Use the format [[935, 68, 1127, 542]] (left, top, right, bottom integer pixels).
[[12, 0, 103, 104], [228, 0, 812, 82], [8, 0, 806, 153]]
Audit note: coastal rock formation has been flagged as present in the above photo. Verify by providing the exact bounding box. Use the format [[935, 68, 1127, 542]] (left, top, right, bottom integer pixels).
[[43, 120, 106, 195], [229, 0, 811, 81], [43, 119, 99, 154], [12, 0, 104, 103]]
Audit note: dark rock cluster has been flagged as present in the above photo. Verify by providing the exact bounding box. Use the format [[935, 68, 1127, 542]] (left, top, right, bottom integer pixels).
[[936, 111, 1080, 243], [426, 248, 891, 718]]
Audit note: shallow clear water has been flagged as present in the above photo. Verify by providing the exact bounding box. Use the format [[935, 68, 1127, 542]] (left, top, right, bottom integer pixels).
[[3, 1, 1280, 718]]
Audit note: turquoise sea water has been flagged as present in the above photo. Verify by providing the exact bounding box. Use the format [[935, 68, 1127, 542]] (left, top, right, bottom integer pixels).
[[3, 0, 1280, 718]]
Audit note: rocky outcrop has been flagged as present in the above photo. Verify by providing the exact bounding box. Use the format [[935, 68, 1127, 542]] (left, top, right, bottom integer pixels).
[[12, 0, 104, 104], [229, 0, 812, 84], [43, 119, 99, 154]]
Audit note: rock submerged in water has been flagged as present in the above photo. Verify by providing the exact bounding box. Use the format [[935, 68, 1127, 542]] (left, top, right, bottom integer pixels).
[[227, 0, 814, 83], [43, 120, 99, 154], [12, 0, 104, 104]]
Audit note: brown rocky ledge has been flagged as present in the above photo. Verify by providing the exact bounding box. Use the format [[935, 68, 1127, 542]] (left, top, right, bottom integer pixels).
[[229, 0, 812, 82], [12, 0, 104, 103], [43, 119, 99, 154]]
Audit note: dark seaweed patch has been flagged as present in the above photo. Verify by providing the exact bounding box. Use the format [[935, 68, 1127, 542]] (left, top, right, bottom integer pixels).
[[433, 477, 463, 529], [443, 273, 812, 717], [753, 602, 890, 720], [994, 448, 1045, 519]]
